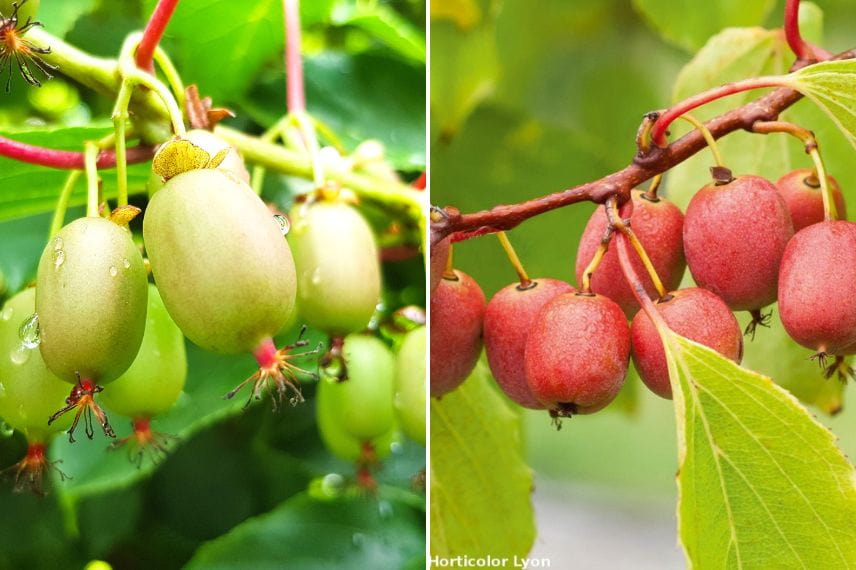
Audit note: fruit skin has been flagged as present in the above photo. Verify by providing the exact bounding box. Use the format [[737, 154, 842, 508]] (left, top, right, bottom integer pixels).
[[484, 278, 575, 409], [144, 169, 296, 354], [778, 221, 856, 355], [316, 373, 395, 463], [575, 190, 685, 316], [630, 288, 743, 399], [183, 129, 251, 183], [0, 289, 71, 441], [36, 217, 147, 384], [289, 201, 380, 336], [323, 334, 396, 441], [394, 326, 426, 444], [776, 169, 846, 232], [430, 237, 450, 293], [100, 285, 187, 418], [683, 175, 793, 311], [430, 270, 485, 398], [525, 293, 630, 414]]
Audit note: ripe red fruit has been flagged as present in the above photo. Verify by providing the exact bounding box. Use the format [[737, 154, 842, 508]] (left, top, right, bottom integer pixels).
[[630, 288, 743, 399], [683, 175, 793, 313], [575, 190, 685, 316], [778, 221, 856, 357], [484, 278, 575, 409], [776, 169, 846, 232], [524, 293, 630, 416], [430, 269, 485, 397], [430, 236, 450, 293]]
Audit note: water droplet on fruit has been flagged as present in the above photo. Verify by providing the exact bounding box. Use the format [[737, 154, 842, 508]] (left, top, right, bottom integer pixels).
[[109, 266, 118, 277], [311, 268, 322, 285], [0, 306, 13, 321], [10, 344, 30, 365], [53, 249, 65, 270], [0, 382, 5, 396], [273, 214, 290, 236], [53, 237, 63, 251], [123, 258, 131, 269], [19, 313, 40, 348], [0, 420, 13, 438]]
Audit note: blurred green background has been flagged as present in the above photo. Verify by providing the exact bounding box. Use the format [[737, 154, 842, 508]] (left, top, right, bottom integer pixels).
[[0, 1, 425, 569], [431, 0, 855, 565]]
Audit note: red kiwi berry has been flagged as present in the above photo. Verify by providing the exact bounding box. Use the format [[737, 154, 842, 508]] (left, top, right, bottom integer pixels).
[[430, 268, 485, 398], [36, 216, 148, 441], [144, 168, 319, 409], [484, 278, 575, 408], [631, 288, 743, 399], [683, 172, 793, 336], [524, 292, 630, 426], [778, 220, 856, 366], [776, 169, 846, 232], [575, 190, 685, 316]]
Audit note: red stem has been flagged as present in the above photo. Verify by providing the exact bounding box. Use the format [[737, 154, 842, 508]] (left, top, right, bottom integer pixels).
[[784, 0, 832, 62], [0, 136, 154, 169], [650, 77, 785, 147], [135, 0, 181, 73], [615, 230, 668, 330], [283, 0, 306, 113]]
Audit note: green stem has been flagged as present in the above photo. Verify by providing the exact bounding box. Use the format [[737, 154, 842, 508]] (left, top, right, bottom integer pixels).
[[293, 112, 325, 190], [808, 147, 838, 221], [112, 81, 133, 207], [49, 171, 82, 238], [152, 46, 186, 113], [84, 143, 100, 217]]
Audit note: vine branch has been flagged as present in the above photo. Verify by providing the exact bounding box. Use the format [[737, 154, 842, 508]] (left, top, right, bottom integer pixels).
[[432, 47, 856, 246], [135, 0, 181, 73]]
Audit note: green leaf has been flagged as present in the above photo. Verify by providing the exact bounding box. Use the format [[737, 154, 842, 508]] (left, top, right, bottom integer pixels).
[[185, 492, 425, 569], [631, 0, 774, 52], [0, 125, 151, 222], [664, 331, 856, 567], [430, 362, 535, 559], [333, 4, 426, 63], [785, 59, 856, 151], [37, 0, 97, 38]]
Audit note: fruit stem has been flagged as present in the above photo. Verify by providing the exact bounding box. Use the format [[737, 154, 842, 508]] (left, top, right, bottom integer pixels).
[[643, 174, 662, 201], [678, 114, 725, 168], [580, 226, 613, 294], [751, 120, 838, 221], [442, 243, 456, 280], [283, 0, 306, 114], [784, 0, 832, 62], [615, 228, 668, 332], [135, 0, 181, 73], [606, 197, 666, 298], [111, 79, 133, 207], [495, 231, 532, 288], [48, 171, 82, 239], [649, 76, 788, 147], [84, 141, 100, 217]]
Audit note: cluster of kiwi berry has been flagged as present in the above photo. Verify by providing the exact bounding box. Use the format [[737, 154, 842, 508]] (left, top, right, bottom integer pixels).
[[432, 165, 850, 422], [0, 129, 426, 492]]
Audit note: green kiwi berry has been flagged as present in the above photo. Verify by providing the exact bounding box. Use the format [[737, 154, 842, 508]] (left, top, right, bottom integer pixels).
[[289, 201, 381, 336], [394, 326, 426, 445], [36, 217, 147, 384], [0, 288, 71, 441], [322, 334, 396, 440], [100, 284, 187, 418], [143, 169, 296, 354]]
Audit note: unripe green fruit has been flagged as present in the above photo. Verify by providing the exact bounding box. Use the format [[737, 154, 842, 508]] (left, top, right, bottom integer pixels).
[[430, 237, 450, 293], [36, 217, 147, 383], [394, 326, 426, 444], [144, 169, 296, 354], [776, 169, 846, 232], [631, 288, 743, 399], [0, 289, 71, 441], [100, 285, 187, 418], [683, 175, 793, 312], [430, 269, 485, 398], [322, 334, 396, 441], [525, 293, 630, 415], [316, 372, 395, 463], [183, 129, 250, 183], [575, 190, 685, 316], [778, 221, 856, 355], [1, 0, 39, 24], [289, 201, 381, 336], [484, 278, 574, 409]]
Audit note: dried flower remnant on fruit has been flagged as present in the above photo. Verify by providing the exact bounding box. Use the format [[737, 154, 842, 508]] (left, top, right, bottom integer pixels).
[[0, 0, 55, 92]]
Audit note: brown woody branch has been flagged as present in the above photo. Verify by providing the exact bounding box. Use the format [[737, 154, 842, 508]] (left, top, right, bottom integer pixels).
[[430, 48, 856, 246]]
